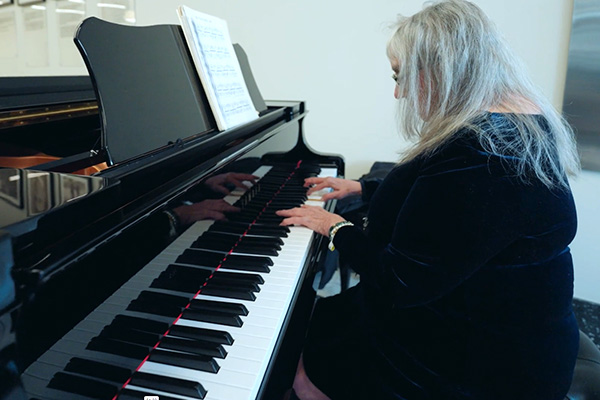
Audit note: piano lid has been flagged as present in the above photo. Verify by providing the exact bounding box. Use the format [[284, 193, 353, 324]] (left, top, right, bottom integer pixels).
[[0, 168, 108, 238]]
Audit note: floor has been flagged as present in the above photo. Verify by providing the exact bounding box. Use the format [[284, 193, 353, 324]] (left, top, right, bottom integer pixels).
[[314, 269, 359, 298], [314, 271, 600, 351], [573, 298, 600, 350]]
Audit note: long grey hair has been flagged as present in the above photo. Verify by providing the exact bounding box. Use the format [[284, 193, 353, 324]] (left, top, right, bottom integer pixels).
[[387, 0, 579, 189]]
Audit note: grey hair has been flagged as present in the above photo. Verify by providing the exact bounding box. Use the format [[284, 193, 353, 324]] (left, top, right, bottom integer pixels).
[[387, 0, 579, 189]]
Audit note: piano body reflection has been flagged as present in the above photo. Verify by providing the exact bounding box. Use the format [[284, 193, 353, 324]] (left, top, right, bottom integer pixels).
[[0, 17, 343, 400]]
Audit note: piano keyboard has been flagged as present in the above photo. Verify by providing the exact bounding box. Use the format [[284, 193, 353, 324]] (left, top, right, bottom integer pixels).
[[22, 162, 337, 400]]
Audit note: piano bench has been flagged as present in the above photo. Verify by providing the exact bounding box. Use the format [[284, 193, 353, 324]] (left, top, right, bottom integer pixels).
[[566, 330, 600, 400]]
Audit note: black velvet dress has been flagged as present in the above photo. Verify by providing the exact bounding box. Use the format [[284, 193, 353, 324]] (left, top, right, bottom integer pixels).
[[302, 113, 579, 400]]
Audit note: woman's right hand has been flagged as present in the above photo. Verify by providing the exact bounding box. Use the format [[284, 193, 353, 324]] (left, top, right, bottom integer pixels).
[[304, 177, 362, 201], [172, 199, 240, 225]]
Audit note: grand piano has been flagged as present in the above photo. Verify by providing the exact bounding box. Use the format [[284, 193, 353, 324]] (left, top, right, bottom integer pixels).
[[0, 17, 343, 400]]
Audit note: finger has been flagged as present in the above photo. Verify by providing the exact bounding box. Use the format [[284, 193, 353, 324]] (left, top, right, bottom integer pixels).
[[212, 184, 230, 195], [228, 178, 250, 190], [299, 204, 322, 210], [276, 207, 308, 217], [279, 216, 308, 228], [207, 200, 240, 212], [275, 208, 298, 217], [320, 192, 340, 201], [322, 190, 350, 201], [230, 173, 258, 182], [204, 210, 227, 221], [306, 181, 333, 195], [303, 177, 326, 187], [217, 204, 241, 213]]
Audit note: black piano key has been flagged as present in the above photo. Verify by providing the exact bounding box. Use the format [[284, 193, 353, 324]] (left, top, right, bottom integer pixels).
[[298, 164, 322, 174], [150, 279, 200, 294], [87, 336, 151, 360], [100, 325, 162, 347], [64, 357, 132, 383], [112, 315, 169, 334], [234, 244, 279, 256], [148, 349, 219, 373], [149, 264, 265, 289], [254, 215, 285, 224], [159, 336, 227, 359], [221, 262, 271, 273], [214, 270, 264, 284], [200, 232, 284, 246], [168, 324, 233, 345], [177, 250, 272, 272], [223, 270, 266, 283], [150, 265, 213, 293], [161, 264, 214, 281], [182, 308, 244, 327], [129, 371, 206, 399], [108, 314, 235, 346], [175, 249, 222, 267], [200, 285, 256, 301], [127, 290, 192, 316], [191, 239, 280, 256], [190, 298, 249, 315], [48, 372, 119, 399], [225, 214, 265, 224], [265, 199, 306, 207], [224, 253, 273, 267], [228, 211, 281, 221], [135, 290, 191, 307], [209, 276, 261, 292], [127, 298, 184, 317], [210, 222, 289, 237]]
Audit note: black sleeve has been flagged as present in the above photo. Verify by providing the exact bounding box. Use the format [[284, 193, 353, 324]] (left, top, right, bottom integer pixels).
[[334, 160, 521, 307], [359, 178, 383, 203]]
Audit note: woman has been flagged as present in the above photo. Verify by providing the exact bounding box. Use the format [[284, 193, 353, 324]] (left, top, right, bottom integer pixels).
[[276, 1, 580, 399]]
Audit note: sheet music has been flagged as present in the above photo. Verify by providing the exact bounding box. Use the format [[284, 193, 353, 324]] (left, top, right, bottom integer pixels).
[[178, 6, 258, 131]]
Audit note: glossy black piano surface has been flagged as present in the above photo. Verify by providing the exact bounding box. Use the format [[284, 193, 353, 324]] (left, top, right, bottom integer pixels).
[[0, 16, 343, 400]]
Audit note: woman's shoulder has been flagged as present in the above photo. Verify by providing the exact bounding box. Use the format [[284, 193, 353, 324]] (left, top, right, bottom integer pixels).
[[423, 112, 546, 168], [417, 131, 488, 175]]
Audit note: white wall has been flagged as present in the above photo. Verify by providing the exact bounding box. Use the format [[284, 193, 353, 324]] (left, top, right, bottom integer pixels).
[[569, 172, 600, 303], [136, 0, 575, 180], [137, 0, 600, 303], [0, 1, 135, 76], [2, 0, 598, 302]]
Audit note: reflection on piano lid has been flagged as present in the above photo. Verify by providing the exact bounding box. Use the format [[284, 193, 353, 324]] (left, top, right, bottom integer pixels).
[[0, 168, 107, 238], [0, 76, 104, 174]]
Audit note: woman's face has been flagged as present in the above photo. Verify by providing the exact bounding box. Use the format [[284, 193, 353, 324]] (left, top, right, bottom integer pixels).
[[390, 59, 401, 99], [391, 57, 433, 119]]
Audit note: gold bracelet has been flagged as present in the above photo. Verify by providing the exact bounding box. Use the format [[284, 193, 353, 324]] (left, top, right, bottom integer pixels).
[[163, 209, 180, 237], [328, 221, 354, 251]]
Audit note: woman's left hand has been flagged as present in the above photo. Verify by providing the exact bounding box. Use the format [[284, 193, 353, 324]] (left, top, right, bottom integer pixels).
[[276, 205, 345, 236]]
